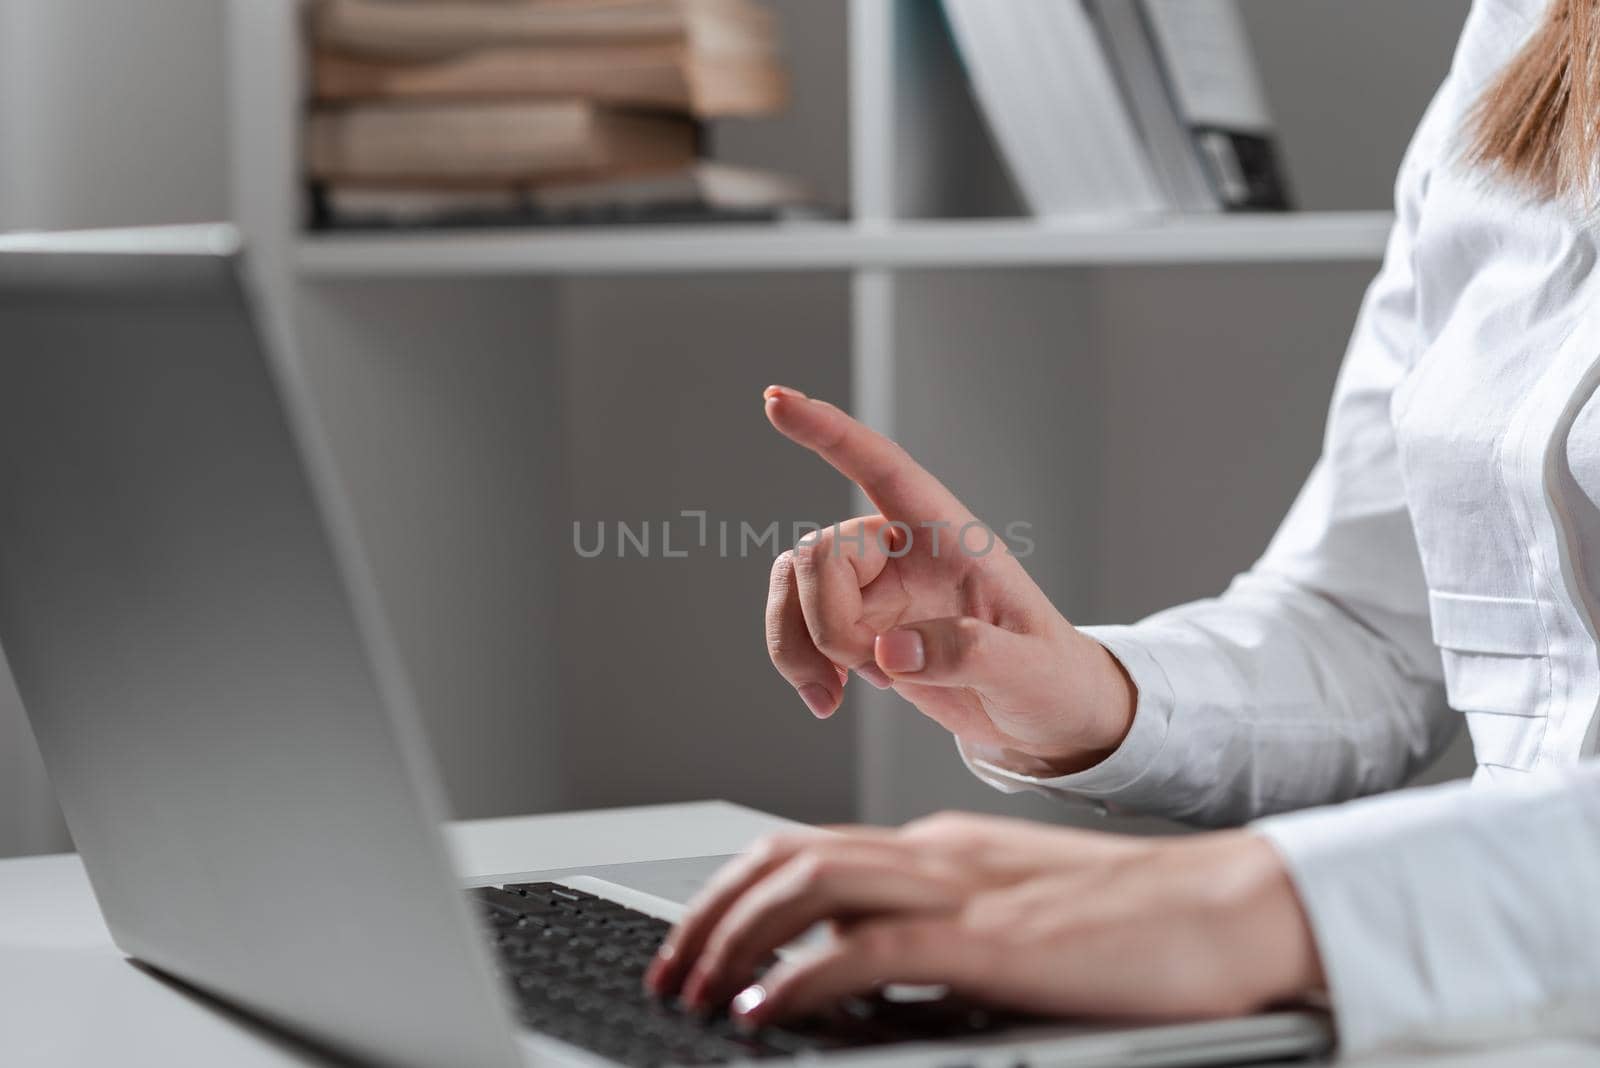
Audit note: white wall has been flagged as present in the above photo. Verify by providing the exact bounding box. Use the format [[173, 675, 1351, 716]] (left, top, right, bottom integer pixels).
[[558, 273, 858, 823], [292, 278, 572, 819], [0, 0, 227, 856], [1244, 0, 1471, 211], [0, 0, 226, 230]]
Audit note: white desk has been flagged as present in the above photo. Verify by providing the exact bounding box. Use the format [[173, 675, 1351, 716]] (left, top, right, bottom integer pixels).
[[0, 800, 1591, 1068]]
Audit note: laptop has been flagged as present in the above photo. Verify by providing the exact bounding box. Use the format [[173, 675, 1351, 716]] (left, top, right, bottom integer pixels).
[[0, 225, 1332, 1068]]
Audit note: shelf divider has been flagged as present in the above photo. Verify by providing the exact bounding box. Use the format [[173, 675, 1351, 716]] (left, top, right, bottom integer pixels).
[[296, 212, 1394, 278]]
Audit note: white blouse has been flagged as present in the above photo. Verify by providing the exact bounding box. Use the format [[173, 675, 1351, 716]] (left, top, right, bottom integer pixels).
[[965, 0, 1600, 1055]]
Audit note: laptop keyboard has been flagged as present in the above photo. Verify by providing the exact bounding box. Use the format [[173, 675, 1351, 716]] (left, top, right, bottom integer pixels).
[[474, 881, 1014, 1066]]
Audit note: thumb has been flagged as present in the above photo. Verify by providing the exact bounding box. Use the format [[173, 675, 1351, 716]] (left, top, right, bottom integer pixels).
[[872, 617, 1031, 690]]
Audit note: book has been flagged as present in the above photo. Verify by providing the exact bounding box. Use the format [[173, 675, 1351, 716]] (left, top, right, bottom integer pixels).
[[311, 162, 817, 229], [942, 0, 1168, 218], [315, 186, 529, 229], [1089, 0, 1290, 211], [310, 0, 775, 62], [1140, 0, 1291, 210], [1086, 0, 1217, 213], [305, 99, 700, 185], [311, 43, 788, 118], [534, 159, 810, 212]]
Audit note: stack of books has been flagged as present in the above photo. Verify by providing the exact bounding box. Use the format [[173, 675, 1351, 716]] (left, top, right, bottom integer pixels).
[[305, 0, 810, 230], [944, 0, 1293, 218]]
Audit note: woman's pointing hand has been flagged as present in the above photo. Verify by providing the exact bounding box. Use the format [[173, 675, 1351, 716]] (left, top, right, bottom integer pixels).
[[761, 385, 1134, 776]]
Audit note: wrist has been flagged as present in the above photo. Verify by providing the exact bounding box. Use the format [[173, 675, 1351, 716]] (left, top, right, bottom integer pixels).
[[1081, 634, 1138, 754], [994, 632, 1138, 776], [1209, 833, 1325, 1007]]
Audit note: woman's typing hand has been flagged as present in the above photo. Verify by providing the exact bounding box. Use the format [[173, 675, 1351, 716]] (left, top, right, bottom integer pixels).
[[761, 385, 1134, 776], [643, 814, 1322, 1029]]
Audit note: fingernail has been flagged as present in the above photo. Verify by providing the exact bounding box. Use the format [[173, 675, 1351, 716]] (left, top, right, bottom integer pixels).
[[731, 984, 768, 1032], [876, 630, 925, 674], [763, 384, 808, 401], [797, 683, 836, 719], [856, 664, 893, 689]]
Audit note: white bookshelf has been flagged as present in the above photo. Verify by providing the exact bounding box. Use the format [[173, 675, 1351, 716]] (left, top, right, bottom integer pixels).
[[229, 0, 1405, 827]]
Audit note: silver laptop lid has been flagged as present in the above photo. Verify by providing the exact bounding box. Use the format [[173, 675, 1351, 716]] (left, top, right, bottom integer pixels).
[[0, 226, 521, 1068]]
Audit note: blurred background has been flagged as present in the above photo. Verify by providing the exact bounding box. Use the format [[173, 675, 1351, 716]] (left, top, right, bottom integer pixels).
[[0, 0, 1474, 859]]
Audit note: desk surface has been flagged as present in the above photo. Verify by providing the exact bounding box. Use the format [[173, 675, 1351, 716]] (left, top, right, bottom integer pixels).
[[0, 800, 1590, 1068]]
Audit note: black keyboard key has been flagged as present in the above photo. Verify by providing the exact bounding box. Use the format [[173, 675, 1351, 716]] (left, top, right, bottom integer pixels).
[[473, 886, 539, 915], [505, 881, 597, 907]]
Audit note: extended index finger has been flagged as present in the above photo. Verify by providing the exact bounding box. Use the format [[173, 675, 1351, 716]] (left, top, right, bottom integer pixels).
[[764, 386, 971, 522]]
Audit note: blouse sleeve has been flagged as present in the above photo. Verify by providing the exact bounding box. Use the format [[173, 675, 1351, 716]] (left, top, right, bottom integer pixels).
[[1254, 763, 1600, 1054]]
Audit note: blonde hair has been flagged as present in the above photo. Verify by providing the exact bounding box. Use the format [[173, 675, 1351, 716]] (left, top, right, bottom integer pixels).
[[1469, 0, 1600, 199]]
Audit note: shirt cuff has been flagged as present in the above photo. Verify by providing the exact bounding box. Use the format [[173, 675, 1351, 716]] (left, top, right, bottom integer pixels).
[[958, 625, 1175, 801], [1253, 772, 1600, 1056]]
